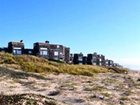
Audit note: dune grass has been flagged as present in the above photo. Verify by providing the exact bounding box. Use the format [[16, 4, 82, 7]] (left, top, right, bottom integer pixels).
[[0, 52, 128, 76]]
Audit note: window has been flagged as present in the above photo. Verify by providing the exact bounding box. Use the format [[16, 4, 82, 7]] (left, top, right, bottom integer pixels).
[[59, 52, 64, 59], [93, 56, 96, 61], [17, 50, 22, 55], [40, 48, 48, 56], [110, 61, 113, 64], [13, 47, 22, 55], [106, 61, 109, 64], [40, 50, 48, 56], [78, 57, 82, 61], [57, 45, 60, 48], [28, 51, 32, 54], [54, 51, 59, 56]]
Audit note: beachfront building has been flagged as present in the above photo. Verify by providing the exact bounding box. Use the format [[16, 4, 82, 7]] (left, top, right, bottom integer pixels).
[[105, 59, 114, 67], [0, 40, 122, 67], [87, 52, 99, 65], [73, 53, 83, 64], [98, 54, 106, 66], [8, 41, 24, 55], [33, 41, 50, 59], [49, 44, 70, 62]]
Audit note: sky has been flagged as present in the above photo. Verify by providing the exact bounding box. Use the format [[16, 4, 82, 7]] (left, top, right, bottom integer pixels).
[[0, 0, 140, 70]]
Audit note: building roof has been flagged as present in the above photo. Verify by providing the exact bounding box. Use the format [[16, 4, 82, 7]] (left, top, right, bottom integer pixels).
[[34, 42, 49, 47], [8, 42, 24, 47]]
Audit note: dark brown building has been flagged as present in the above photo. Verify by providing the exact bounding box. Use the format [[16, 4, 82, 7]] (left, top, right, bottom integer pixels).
[[105, 59, 114, 67], [87, 53, 105, 66], [49, 44, 67, 62], [8, 41, 24, 55], [82, 56, 87, 64], [73, 53, 83, 64], [64, 47, 70, 63], [0, 47, 8, 52], [33, 41, 50, 58], [98, 54, 105, 66], [24, 49, 33, 55], [0, 40, 122, 67], [87, 53, 98, 65], [33, 41, 70, 62], [69, 54, 74, 64]]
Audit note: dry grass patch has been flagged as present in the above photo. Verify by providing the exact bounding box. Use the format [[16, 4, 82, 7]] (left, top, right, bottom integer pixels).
[[0, 52, 128, 76], [0, 93, 59, 105], [84, 85, 106, 92]]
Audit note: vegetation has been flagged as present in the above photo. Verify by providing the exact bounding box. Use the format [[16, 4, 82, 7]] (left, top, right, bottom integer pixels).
[[0, 52, 128, 76], [84, 85, 106, 91], [0, 93, 58, 105]]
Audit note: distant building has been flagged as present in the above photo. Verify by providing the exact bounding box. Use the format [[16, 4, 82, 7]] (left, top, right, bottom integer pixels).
[[49, 44, 70, 63], [105, 59, 114, 67], [49, 44, 64, 61], [0, 47, 8, 52], [64, 47, 70, 63], [73, 53, 83, 64], [113, 63, 123, 68], [69, 54, 74, 64], [98, 54, 105, 66], [87, 52, 98, 65], [82, 56, 87, 64], [87, 53, 106, 66], [33, 41, 70, 62], [0, 40, 122, 67], [24, 49, 33, 55], [33, 41, 50, 58], [8, 41, 24, 55]]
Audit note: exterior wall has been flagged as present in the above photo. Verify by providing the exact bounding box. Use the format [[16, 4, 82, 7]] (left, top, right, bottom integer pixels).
[[8, 42, 24, 55], [73, 54, 79, 64], [109, 60, 114, 67], [105, 59, 114, 67], [82, 56, 87, 64], [33, 42, 70, 62], [69, 54, 74, 64], [98, 54, 105, 66], [33, 42, 50, 58], [0, 48, 2, 51], [87, 53, 105, 66], [87, 53, 98, 65], [0, 48, 8, 52], [49, 44, 64, 61], [64, 47, 70, 63], [105, 60, 109, 66], [87, 54, 93, 65], [73, 53, 83, 64], [113, 63, 122, 68], [24, 49, 33, 55]]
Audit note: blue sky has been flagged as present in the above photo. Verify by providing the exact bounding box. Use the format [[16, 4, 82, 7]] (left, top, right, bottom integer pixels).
[[0, 0, 140, 70]]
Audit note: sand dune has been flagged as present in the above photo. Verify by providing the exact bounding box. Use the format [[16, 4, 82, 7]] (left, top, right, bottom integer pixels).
[[0, 66, 140, 105]]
